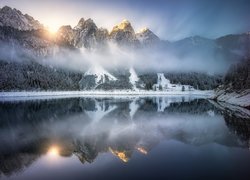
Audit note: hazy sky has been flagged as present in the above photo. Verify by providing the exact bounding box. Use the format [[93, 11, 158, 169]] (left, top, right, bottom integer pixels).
[[1, 0, 249, 41]]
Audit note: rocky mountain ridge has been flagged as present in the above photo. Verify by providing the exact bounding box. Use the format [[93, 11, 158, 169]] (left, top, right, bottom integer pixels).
[[0, 6, 248, 93], [0, 6, 43, 31], [1, 5, 249, 57], [56, 18, 159, 49], [0, 6, 160, 50]]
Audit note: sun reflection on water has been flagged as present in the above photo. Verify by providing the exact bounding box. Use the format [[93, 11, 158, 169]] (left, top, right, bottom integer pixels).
[[109, 147, 130, 163], [47, 146, 60, 158], [136, 147, 148, 155]]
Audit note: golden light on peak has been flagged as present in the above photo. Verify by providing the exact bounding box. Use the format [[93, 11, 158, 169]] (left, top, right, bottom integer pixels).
[[136, 147, 148, 155], [112, 19, 131, 32], [122, 19, 130, 24], [47, 146, 59, 157], [139, 27, 149, 33]]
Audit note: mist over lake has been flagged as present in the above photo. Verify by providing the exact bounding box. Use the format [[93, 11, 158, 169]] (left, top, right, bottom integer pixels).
[[0, 0, 250, 179], [0, 96, 250, 180]]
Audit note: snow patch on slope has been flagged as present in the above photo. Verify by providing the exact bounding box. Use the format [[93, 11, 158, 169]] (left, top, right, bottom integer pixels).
[[129, 67, 139, 90], [85, 64, 117, 84], [157, 73, 170, 86]]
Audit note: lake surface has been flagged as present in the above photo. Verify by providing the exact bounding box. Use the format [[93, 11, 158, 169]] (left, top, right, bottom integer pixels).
[[0, 96, 250, 180]]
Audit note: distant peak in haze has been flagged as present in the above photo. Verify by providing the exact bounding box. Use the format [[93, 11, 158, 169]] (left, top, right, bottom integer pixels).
[[136, 27, 160, 44], [0, 5, 43, 31]]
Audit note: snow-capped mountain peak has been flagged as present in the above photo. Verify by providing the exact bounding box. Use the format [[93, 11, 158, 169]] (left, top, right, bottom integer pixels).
[[109, 19, 138, 46], [72, 18, 98, 48], [74, 18, 85, 30], [139, 27, 149, 33], [74, 18, 97, 30], [136, 28, 160, 44], [0, 6, 43, 31], [112, 19, 134, 33]]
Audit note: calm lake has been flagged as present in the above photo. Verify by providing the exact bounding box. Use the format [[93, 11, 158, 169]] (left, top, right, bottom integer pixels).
[[0, 96, 250, 180]]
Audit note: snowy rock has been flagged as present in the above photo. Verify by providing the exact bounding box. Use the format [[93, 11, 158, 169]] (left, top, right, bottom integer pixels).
[[0, 26, 55, 57], [84, 64, 117, 85], [0, 6, 43, 31], [212, 58, 250, 108], [74, 18, 85, 30], [95, 28, 109, 45], [0, 6, 55, 57], [213, 88, 250, 108], [56, 25, 75, 46], [56, 18, 108, 49], [109, 19, 139, 47], [136, 28, 160, 46], [73, 18, 98, 48]]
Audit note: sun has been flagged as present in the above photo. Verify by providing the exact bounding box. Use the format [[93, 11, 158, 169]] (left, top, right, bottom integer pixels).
[[44, 21, 61, 34], [47, 26, 59, 34]]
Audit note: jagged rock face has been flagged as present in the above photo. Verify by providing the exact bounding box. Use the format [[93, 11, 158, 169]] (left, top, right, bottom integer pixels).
[[56, 25, 75, 47], [0, 6, 53, 57], [74, 18, 85, 30], [73, 18, 98, 48], [136, 28, 160, 46], [109, 20, 139, 46], [0, 26, 55, 57], [0, 6, 43, 31], [95, 28, 109, 45], [111, 20, 135, 34], [19, 30, 55, 57], [56, 19, 158, 49], [56, 18, 109, 49]]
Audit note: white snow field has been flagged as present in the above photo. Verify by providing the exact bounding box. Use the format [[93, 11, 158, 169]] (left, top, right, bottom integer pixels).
[[84, 64, 117, 84], [0, 90, 213, 101]]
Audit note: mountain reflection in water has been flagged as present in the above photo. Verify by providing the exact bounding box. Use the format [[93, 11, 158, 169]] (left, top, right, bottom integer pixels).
[[0, 96, 250, 180]]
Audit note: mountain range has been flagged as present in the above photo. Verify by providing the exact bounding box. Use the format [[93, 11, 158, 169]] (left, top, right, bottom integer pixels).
[[0, 6, 249, 55], [0, 6, 249, 92], [0, 6, 160, 50]]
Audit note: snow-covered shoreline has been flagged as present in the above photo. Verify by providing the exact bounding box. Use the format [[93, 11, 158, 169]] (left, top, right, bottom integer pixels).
[[212, 89, 250, 108], [209, 100, 250, 118], [0, 90, 213, 101]]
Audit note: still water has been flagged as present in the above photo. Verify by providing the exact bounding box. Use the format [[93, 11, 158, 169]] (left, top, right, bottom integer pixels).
[[0, 96, 250, 180]]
